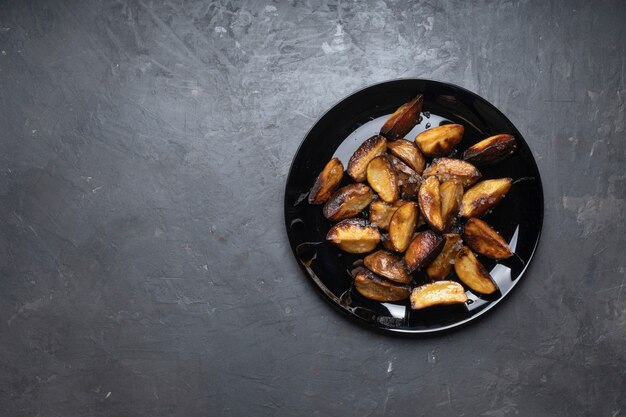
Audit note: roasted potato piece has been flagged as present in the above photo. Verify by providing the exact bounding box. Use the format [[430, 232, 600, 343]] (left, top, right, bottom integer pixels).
[[422, 158, 481, 188], [387, 139, 426, 174], [459, 178, 512, 218], [389, 202, 418, 252], [418, 176, 444, 232], [366, 156, 399, 203], [463, 134, 517, 167], [439, 180, 463, 232], [369, 199, 405, 230], [380, 233, 396, 251], [380, 94, 423, 140], [323, 183, 373, 221], [353, 268, 411, 302], [414, 124, 464, 157], [364, 250, 411, 284], [347, 135, 387, 182], [410, 281, 468, 310], [388, 155, 422, 200], [308, 158, 344, 204], [463, 218, 513, 260], [454, 246, 498, 295], [326, 219, 380, 254], [404, 230, 444, 273], [426, 233, 463, 280]]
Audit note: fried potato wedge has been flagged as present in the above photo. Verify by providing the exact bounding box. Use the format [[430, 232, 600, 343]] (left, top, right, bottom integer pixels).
[[326, 219, 380, 254], [404, 230, 444, 273], [464, 218, 513, 259], [426, 233, 463, 280], [388, 155, 422, 200], [454, 246, 498, 295], [380, 233, 396, 251], [323, 183, 373, 221], [422, 158, 481, 188], [347, 135, 387, 182], [366, 156, 399, 203], [387, 139, 426, 174], [463, 134, 517, 167], [309, 158, 344, 205], [410, 280, 468, 310], [439, 180, 463, 232], [389, 202, 418, 252], [369, 199, 405, 230], [414, 124, 464, 157], [353, 268, 410, 302], [459, 178, 512, 218], [364, 250, 411, 284], [418, 176, 444, 231], [380, 94, 423, 140]]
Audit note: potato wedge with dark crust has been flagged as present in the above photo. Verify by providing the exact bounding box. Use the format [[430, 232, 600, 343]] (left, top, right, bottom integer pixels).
[[326, 219, 380, 254], [387, 139, 426, 174], [426, 233, 463, 280], [369, 199, 405, 230], [418, 176, 444, 232], [364, 250, 411, 284], [414, 124, 464, 157], [459, 178, 512, 218], [380, 233, 396, 251], [464, 218, 513, 259], [454, 246, 498, 295], [422, 158, 481, 188], [410, 281, 468, 310], [366, 156, 399, 203], [439, 180, 463, 232], [347, 135, 387, 182], [463, 134, 517, 167], [323, 183, 373, 221], [309, 158, 344, 204], [388, 155, 422, 200], [404, 230, 445, 273], [353, 268, 411, 302], [380, 94, 423, 140], [389, 202, 418, 252]]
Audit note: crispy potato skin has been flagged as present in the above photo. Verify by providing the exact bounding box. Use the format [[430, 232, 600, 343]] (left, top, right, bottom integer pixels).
[[463, 134, 517, 167], [326, 218, 380, 254], [364, 250, 411, 284], [369, 199, 405, 230], [415, 124, 464, 157], [367, 156, 400, 203], [388, 155, 422, 200], [353, 267, 411, 302], [380, 94, 423, 140], [309, 158, 344, 204], [460, 178, 512, 218], [426, 233, 463, 280], [418, 176, 444, 231], [422, 158, 481, 188], [464, 218, 513, 259], [439, 180, 463, 232], [380, 233, 396, 251], [323, 183, 373, 221], [347, 135, 387, 182], [404, 230, 445, 273], [389, 202, 418, 252], [410, 280, 468, 310], [454, 246, 498, 294], [387, 139, 426, 174]]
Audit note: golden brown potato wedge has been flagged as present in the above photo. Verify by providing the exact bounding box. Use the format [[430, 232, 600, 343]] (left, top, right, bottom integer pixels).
[[326, 219, 380, 254], [463, 134, 517, 167], [459, 178, 512, 218], [380, 94, 423, 140], [364, 250, 411, 284], [353, 268, 411, 302], [422, 158, 481, 188], [414, 124, 464, 157], [439, 180, 463, 232], [388, 155, 422, 200], [387, 139, 426, 174], [323, 183, 373, 221], [347, 135, 387, 182], [389, 202, 418, 252], [366, 156, 399, 203], [369, 199, 405, 230], [418, 176, 444, 231], [410, 280, 468, 310], [426, 233, 463, 280], [454, 246, 498, 295], [309, 158, 344, 205], [464, 218, 513, 259], [404, 230, 444, 273]]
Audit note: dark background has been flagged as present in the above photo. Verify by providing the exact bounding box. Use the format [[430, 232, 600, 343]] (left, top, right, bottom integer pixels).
[[0, 1, 624, 416]]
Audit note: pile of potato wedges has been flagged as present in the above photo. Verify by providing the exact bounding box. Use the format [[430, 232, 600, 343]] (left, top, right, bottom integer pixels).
[[308, 94, 518, 310]]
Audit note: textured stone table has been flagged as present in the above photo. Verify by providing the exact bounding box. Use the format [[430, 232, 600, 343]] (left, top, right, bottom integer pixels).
[[1, 1, 624, 416]]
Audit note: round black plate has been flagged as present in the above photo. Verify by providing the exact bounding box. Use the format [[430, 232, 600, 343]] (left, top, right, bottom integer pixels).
[[284, 79, 543, 334]]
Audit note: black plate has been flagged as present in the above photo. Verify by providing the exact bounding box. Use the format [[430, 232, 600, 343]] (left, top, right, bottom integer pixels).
[[284, 79, 543, 334]]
